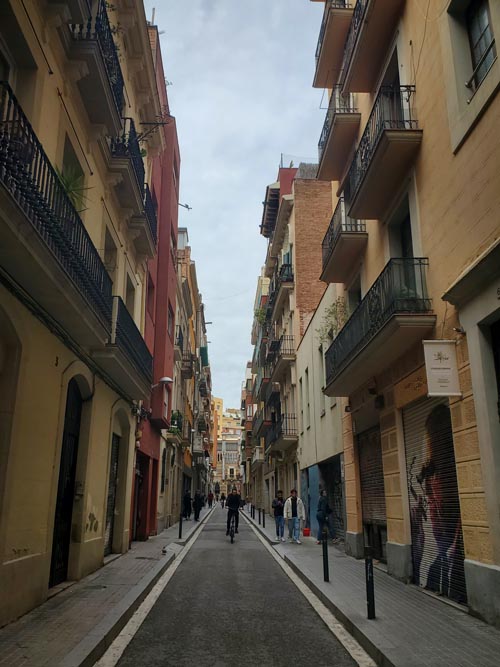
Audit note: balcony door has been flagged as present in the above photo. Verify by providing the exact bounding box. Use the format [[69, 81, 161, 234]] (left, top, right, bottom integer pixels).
[[50, 379, 82, 587], [104, 434, 120, 556]]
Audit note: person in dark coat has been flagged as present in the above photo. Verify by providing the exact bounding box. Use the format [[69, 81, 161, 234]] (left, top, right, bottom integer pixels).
[[183, 490, 192, 520], [193, 490, 203, 521]]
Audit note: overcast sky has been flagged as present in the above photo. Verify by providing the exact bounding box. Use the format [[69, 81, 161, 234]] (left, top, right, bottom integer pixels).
[[143, 0, 325, 409]]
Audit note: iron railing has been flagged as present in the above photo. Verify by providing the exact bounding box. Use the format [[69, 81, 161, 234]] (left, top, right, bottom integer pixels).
[[277, 335, 295, 357], [325, 258, 432, 384], [267, 263, 294, 314], [315, 1, 353, 61], [112, 296, 152, 382], [0, 81, 112, 326], [266, 414, 298, 449], [322, 198, 366, 268], [339, 0, 368, 86], [70, 0, 124, 115], [318, 87, 357, 160], [143, 183, 158, 245], [109, 117, 145, 194], [347, 85, 418, 206], [254, 365, 271, 398]]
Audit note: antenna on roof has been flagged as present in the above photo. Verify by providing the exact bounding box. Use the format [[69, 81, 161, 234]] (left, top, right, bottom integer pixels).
[[151, 7, 155, 24]]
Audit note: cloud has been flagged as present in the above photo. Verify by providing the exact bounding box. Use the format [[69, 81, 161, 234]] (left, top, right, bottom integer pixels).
[[144, 0, 324, 408]]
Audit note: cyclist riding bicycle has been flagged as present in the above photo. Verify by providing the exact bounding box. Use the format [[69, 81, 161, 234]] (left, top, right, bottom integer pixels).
[[226, 487, 241, 536]]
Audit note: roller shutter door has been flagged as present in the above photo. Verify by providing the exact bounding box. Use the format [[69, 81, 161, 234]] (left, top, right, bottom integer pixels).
[[403, 397, 467, 604], [358, 427, 386, 524]]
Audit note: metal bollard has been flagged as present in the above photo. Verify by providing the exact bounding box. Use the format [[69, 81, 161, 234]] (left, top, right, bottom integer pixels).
[[262, 509, 265, 528], [365, 546, 376, 619], [178, 511, 183, 539], [322, 526, 329, 582], [258, 508, 261, 525]]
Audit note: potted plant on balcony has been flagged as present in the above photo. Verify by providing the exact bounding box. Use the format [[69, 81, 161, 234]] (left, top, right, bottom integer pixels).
[[56, 165, 92, 213], [316, 296, 347, 345]]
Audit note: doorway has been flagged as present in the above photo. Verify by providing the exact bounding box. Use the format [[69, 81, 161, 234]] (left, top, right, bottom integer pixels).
[[104, 434, 120, 556], [50, 379, 82, 587]]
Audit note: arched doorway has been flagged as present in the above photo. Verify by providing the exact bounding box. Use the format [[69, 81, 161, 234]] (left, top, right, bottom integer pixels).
[[50, 379, 82, 587]]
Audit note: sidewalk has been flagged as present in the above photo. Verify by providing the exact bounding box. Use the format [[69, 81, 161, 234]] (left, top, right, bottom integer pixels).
[[242, 507, 500, 667], [0, 507, 213, 667]]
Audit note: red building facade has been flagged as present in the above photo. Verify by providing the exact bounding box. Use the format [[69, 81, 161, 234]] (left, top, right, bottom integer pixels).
[[130, 24, 180, 540]]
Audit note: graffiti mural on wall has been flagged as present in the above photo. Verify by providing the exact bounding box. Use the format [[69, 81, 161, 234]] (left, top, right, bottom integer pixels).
[[405, 400, 467, 604]]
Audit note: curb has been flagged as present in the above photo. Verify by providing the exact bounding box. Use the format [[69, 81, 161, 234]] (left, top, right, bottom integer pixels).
[[243, 511, 392, 667], [59, 508, 214, 667]]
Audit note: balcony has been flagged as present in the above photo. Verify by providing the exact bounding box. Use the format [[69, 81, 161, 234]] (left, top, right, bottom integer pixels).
[[341, 0, 405, 93], [174, 325, 184, 362], [320, 198, 367, 283], [270, 336, 295, 381], [267, 263, 294, 320], [265, 414, 298, 453], [254, 366, 271, 400], [63, 0, 123, 135], [317, 88, 360, 181], [314, 1, 354, 88], [107, 118, 155, 257], [181, 352, 194, 379], [128, 183, 157, 257], [324, 258, 435, 397], [346, 85, 422, 220], [252, 408, 272, 439], [0, 81, 111, 348], [92, 296, 152, 399], [251, 447, 265, 467]]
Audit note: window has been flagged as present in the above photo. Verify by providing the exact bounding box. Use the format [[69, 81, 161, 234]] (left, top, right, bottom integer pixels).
[[125, 275, 135, 316], [147, 272, 155, 319], [160, 448, 167, 493], [305, 368, 311, 428], [443, 0, 499, 150], [167, 303, 174, 338], [466, 0, 496, 91]]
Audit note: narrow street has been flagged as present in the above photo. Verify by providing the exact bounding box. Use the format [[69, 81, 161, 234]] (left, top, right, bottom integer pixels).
[[112, 507, 358, 667]]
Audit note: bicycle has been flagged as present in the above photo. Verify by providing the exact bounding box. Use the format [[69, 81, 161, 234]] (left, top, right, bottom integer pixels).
[[227, 508, 238, 543]]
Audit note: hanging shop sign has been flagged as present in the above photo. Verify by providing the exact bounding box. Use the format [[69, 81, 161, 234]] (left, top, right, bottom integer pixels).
[[423, 340, 462, 397]]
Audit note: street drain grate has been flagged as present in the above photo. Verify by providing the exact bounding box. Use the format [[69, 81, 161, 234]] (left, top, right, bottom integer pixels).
[[135, 556, 159, 560]]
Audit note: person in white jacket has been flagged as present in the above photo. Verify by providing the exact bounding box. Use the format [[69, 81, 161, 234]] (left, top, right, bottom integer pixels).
[[283, 489, 305, 544]]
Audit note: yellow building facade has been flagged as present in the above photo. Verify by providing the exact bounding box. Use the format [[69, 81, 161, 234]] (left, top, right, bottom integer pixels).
[[0, 0, 160, 625], [312, 0, 500, 625]]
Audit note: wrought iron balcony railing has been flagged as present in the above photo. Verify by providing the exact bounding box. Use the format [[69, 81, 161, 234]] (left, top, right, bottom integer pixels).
[[265, 414, 297, 450], [322, 198, 366, 266], [339, 0, 367, 86], [267, 263, 294, 314], [325, 258, 432, 383], [109, 117, 145, 194], [111, 296, 152, 382], [318, 87, 357, 160], [347, 85, 418, 207], [143, 183, 158, 245], [0, 81, 112, 326], [315, 1, 353, 61], [70, 0, 124, 115]]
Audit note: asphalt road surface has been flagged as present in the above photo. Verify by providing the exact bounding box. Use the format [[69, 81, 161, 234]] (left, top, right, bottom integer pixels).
[[116, 506, 358, 667]]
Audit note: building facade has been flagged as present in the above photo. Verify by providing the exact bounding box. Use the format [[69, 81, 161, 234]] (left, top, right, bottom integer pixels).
[[0, 0, 160, 625], [312, 0, 500, 625]]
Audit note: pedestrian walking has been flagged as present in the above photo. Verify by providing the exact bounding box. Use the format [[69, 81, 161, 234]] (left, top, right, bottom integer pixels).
[[183, 490, 192, 520], [272, 490, 286, 541], [220, 492, 226, 508], [207, 492, 214, 508], [316, 489, 331, 544], [193, 490, 203, 521], [284, 488, 305, 544]]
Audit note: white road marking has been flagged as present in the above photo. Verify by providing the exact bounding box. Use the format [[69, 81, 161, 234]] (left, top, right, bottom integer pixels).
[[93, 526, 204, 667], [245, 517, 377, 667]]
